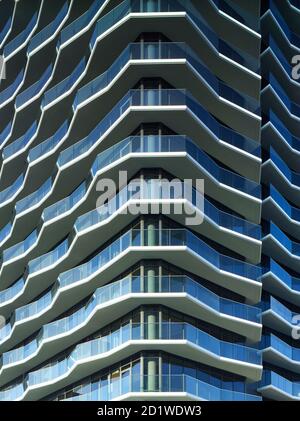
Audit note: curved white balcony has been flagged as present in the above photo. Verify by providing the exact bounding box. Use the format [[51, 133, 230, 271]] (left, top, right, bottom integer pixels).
[[263, 221, 300, 272], [262, 258, 300, 307], [74, 42, 259, 116], [263, 184, 300, 240], [1, 0, 255, 158], [0, 274, 261, 386], [262, 73, 300, 138], [0, 69, 24, 110], [265, 0, 300, 54], [0, 123, 12, 150], [0, 53, 261, 225], [262, 111, 300, 171], [210, 0, 259, 33], [0, 0, 107, 149], [0, 225, 261, 352], [262, 35, 297, 92], [0, 1, 72, 141], [65, 373, 261, 401], [0, 86, 262, 259], [3, 13, 38, 60], [0, 13, 14, 49], [258, 370, 300, 401], [0, 174, 24, 211], [0, 161, 261, 286], [42, 58, 86, 109], [2, 122, 37, 163], [0, 134, 260, 262], [15, 64, 53, 111], [0, 0, 258, 169], [0, 320, 262, 401], [27, 2, 70, 56], [90, 0, 259, 75], [59, 0, 108, 48], [262, 333, 300, 373], [0, 179, 260, 309], [0, 0, 260, 188], [262, 295, 298, 336], [262, 146, 300, 207], [61, 89, 260, 172]]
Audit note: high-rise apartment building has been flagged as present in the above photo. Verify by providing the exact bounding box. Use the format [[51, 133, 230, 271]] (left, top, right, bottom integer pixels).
[[0, 0, 298, 402]]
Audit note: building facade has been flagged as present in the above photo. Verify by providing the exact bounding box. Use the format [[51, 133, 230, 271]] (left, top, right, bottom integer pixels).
[[0, 0, 297, 401], [259, 0, 300, 400]]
